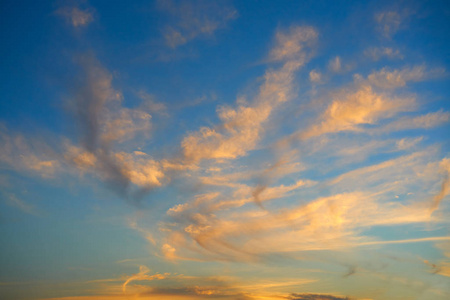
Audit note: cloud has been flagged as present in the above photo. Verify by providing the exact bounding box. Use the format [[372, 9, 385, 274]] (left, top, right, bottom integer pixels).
[[62, 54, 168, 199], [0, 126, 61, 177], [127, 215, 157, 245], [158, 0, 237, 48], [367, 66, 445, 89], [358, 236, 450, 247], [161, 190, 439, 261], [430, 242, 450, 277], [270, 26, 318, 61], [364, 47, 403, 61], [296, 64, 446, 139], [329, 56, 342, 72], [430, 158, 450, 213], [113, 152, 165, 187], [4, 194, 42, 216], [0, 55, 172, 202], [395, 136, 423, 150], [64, 146, 166, 196], [303, 136, 421, 167], [182, 26, 317, 162], [377, 110, 450, 133], [137, 91, 168, 115], [288, 294, 351, 300], [71, 54, 122, 151], [33, 265, 316, 300], [122, 265, 168, 293], [375, 10, 402, 38], [56, 5, 94, 27], [70, 54, 153, 151], [301, 84, 414, 139], [158, 142, 449, 262], [309, 70, 322, 83], [328, 148, 439, 192]]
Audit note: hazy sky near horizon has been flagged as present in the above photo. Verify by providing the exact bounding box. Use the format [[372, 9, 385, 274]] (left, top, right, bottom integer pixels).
[[1, 0, 450, 299]]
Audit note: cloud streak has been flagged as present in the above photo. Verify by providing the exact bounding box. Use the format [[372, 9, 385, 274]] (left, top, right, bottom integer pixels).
[[158, 0, 237, 48], [56, 4, 94, 28], [182, 26, 317, 163]]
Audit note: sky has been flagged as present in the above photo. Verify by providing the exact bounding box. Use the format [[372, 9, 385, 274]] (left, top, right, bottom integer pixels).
[[0, 0, 450, 299]]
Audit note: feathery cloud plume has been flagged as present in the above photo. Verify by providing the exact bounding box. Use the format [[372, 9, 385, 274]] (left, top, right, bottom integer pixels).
[[0, 126, 61, 177], [270, 26, 318, 61], [377, 110, 450, 133], [63, 54, 167, 199], [158, 0, 237, 48], [4, 194, 42, 216], [122, 265, 168, 292], [364, 47, 403, 61], [367, 66, 445, 89], [375, 10, 402, 38], [309, 70, 322, 83], [288, 294, 351, 300], [182, 26, 317, 162], [329, 56, 342, 72], [56, 4, 94, 28], [302, 84, 414, 139]]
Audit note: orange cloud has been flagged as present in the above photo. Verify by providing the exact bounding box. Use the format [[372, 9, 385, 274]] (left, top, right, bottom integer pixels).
[[302, 84, 414, 138], [182, 26, 317, 162]]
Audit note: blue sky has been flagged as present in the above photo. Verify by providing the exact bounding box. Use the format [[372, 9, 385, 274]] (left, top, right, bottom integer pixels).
[[1, 1, 450, 299]]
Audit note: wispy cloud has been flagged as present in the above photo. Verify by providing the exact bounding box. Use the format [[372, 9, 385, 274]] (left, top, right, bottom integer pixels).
[[375, 10, 403, 38], [158, 0, 237, 48], [367, 66, 445, 89], [270, 26, 318, 61], [288, 294, 352, 300], [182, 26, 317, 162], [0, 125, 61, 177], [309, 69, 322, 83], [301, 84, 414, 139], [61, 54, 168, 200], [137, 91, 168, 116], [35, 265, 318, 300], [4, 194, 42, 216], [122, 265, 168, 293], [56, 4, 94, 28], [364, 47, 403, 61], [377, 110, 450, 133], [328, 56, 342, 72], [358, 236, 450, 247]]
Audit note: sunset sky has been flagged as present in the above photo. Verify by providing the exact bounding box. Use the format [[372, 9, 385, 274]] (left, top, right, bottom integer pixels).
[[1, 1, 450, 299]]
